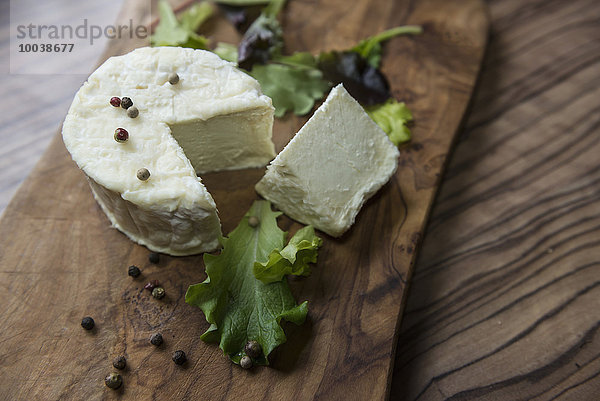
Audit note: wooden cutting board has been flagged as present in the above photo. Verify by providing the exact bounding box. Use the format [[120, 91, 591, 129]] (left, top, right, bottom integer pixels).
[[0, 0, 489, 399]]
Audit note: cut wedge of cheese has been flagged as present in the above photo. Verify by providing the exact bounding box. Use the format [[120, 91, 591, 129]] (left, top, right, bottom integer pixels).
[[62, 47, 275, 255], [255, 84, 399, 237]]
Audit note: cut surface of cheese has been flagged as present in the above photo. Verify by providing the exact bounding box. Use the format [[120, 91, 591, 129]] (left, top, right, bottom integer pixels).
[[255, 84, 399, 237], [62, 47, 275, 255]]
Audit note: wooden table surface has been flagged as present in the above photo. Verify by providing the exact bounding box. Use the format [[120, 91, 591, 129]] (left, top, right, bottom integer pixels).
[[1, 0, 598, 400]]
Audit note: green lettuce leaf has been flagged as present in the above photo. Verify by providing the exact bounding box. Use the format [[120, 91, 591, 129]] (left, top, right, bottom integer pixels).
[[151, 0, 212, 49], [352, 25, 423, 68], [254, 226, 322, 284], [213, 42, 239, 63], [366, 99, 414, 146], [185, 200, 308, 365], [214, 0, 271, 5], [179, 2, 213, 32], [249, 63, 330, 117]]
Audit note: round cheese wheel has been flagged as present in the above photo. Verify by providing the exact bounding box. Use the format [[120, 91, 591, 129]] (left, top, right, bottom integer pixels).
[[62, 47, 275, 255]]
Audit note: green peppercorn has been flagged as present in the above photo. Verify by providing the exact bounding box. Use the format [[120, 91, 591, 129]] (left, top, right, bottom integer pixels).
[[105, 372, 122, 389], [168, 73, 180, 85], [137, 168, 150, 181], [148, 252, 160, 264], [150, 332, 163, 346], [152, 287, 165, 299], [240, 355, 252, 369], [127, 106, 139, 118], [121, 97, 133, 109], [81, 316, 94, 330], [248, 216, 259, 228], [112, 355, 126, 370], [128, 265, 141, 277], [244, 340, 262, 359], [172, 350, 187, 365]]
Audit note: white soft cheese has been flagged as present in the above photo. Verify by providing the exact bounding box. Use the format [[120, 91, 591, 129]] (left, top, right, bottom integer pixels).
[[62, 47, 275, 255], [255, 84, 399, 237]]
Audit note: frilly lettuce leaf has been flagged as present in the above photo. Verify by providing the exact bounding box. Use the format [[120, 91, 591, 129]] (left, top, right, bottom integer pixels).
[[185, 200, 309, 366], [366, 99, 414, 146], [254, 225, 323, 283]]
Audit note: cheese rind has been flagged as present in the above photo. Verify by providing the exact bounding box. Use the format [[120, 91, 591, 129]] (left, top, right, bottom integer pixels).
[[255, 84, 399, 237], [62, 47, 275, 255]]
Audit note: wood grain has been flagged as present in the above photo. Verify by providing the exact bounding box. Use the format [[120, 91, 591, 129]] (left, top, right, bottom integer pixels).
[[391, 0, 600, 399], [0, 1, 488, 400]]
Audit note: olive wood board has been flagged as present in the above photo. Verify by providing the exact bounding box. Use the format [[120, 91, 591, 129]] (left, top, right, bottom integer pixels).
[[0, 0, 489, 399]]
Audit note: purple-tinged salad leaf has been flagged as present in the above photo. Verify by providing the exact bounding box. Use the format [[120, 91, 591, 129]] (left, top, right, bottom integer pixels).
[[317, 51, 391, 106], [237, 0, 286, 70]]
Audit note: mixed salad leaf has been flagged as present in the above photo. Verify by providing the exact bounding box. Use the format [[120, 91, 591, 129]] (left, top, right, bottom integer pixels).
[[185, 200, 314, 365], [151, 0, 419, 145]]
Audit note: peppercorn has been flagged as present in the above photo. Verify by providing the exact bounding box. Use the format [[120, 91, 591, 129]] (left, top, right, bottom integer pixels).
[[127, 106, 139, 118], [248, 216, 259, 228], [240, 355, 253, 369], [144, 279, 159, 291], [136, 168, 150, 181], [110, 97, 121, 107], [168, 73, 180, 85], [128, 265, 141, 277], [121, 97, 133, 109], [104, 372, 122, 389], [148, 252, 160, 264], [112, 355, 127, 370], [172, 350, 187, 365], [81, 316, 95, 330], [244, 340, 262, 359], [150, 332, 163, 346], [114, 128, 129, 143], [152, 287, 165, 299]]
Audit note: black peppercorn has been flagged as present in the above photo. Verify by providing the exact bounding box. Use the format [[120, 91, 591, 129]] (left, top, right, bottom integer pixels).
[[240, 355, 253, 369], [244, 340, 262, 359], [172, 350, 187, 365], [121, 97, 133, 109], [152, 287, 165, 299], [168, 73, 180, 85], [128, 265, 141, 277], [105, 372, 122, 389], [113, 355, 127, 370], [149, 252, 160, 264], [150, 332, 163, 346], [81, 316, 94, 330]]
